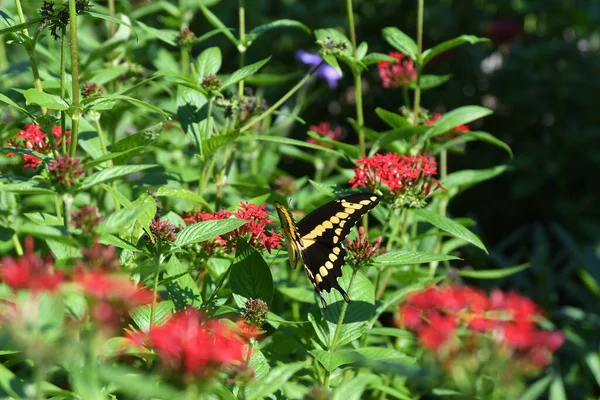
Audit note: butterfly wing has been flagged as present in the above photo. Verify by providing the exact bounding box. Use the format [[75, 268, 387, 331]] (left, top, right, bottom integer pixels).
[[296, 193, 381, 308]]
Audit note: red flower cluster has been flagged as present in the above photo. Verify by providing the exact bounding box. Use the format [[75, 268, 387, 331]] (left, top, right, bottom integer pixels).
[[0, 237, 63, 292], [130, 308, 249, 378], [349, 153, 443, 207], [148, 219, 178, 243], [273, 176, 297, 196], [81, 81, 105, 99], [345, 226, 382, 266], [307, 122, 343, 148], [183, 202, 282, 254], [48, 155, 85, 189], [7, 124, 71, 168], [396, 285, 564, 369], [377, 52, 417, 89], [426, 113, 470, 142], [72, 205, 104, 234]]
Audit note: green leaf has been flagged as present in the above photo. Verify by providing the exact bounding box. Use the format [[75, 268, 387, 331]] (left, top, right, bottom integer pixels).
[[420, 106, 493, 143], [245, 71, 302, 86], [411, 74, 452, 90], [373, 251, 460, 267], [230, 239, 274, 307], [136, 20, 176, 46], [86, 11, 139, 40], [246, 362, 305, 400], [221, 57, 271, 89], [356, 42, 368, 60], [202, 129, 239, 159], [354, 347, 410, 362], [549, 374, 567, 400], [382, 27, 418, 60], [98, 365, 182, 399], [84, 149, 144, 169], [174, 218, 246, 247], [164, 255, 201, 310], [323, 269, 375, 348], [376, 126, 428, 149], [0, 180, 54, 194], [17, 224, 78, 246], [99, 94, 170, 118], [375, 108, 411, 128], [0, 360, 28, 398], [23, 89, 68, 110], [177, 84, 208, 154], [0, 18, 41, 36], [196, 46, 222, 79], [410, 208, 487, 253], [461, 130, 513, 158], [459, 263, 530, 279], [585, 352, 600, 387], [248, 349, 271, 381], [441, 165, 508, 197], [309, 349, 352, 372], [99, 234, 140, 252], [192, 28, 232, 45], [362, 52, 396, 66], [111, 123, 164, 158], [199, 5, 239, 46], [237, 134, 345, 158], [79, 165, 156, 191], [307, 131, 359, 159], [130, 301, 174, 332], [369, 327, 414, 339], [155, 186, 211, 210], [99, 195, 156, 241], [331, 373, 377, 400], [245, 19, 310, 45], [422, 35, 489, 66], [0, 93, 34, 119], [519, 374, 553, 400]]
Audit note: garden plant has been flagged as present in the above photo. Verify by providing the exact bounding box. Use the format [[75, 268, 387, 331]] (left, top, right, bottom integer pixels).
[[0, 1, 580, 399]]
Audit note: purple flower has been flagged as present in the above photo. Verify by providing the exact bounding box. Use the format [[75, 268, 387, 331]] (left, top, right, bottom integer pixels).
[[296, 50, 342, 89]]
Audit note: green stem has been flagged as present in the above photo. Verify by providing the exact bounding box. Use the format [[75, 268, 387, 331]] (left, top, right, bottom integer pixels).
[[11, 234, 23, 256], [68, 0, 81, 157], [346, 0, 357, 55], [376, 209, 409, 300], [412, 0, 424, 121], [402, 87, 410, 108], [180, 47, 189, 75], [62, 194, 72, 234], [15, 0, 47, 115], [108, 0, 116, 37], [331, 269, 359, 350], [240, 61, 325, 133], [56, 195, 64, 227], [323, 369, 330, 388], [374, 208, 396, 298], [93, 118, 110, 162], [150, 255, 164, 326], [0, 31, 8, 70], [238, 0, 246, 97], [205, 261, 234, 305], [60, 28, 68, 154]]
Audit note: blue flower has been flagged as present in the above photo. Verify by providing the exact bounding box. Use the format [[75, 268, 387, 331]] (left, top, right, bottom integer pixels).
[[296, 50, 342, 89]]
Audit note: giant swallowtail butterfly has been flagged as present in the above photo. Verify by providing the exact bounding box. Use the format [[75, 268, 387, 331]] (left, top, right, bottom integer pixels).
[[275, 192, 381, 308]]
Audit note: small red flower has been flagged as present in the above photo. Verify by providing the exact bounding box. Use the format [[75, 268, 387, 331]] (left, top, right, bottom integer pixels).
[[182, 202, 283, 254], [201, 74, 222, 91], [148, 219, 178, 243], [74, 271, 154, 309], [176, 28, 196, 46], [345, 226, 382, 266], [76, 240, 120, 273], [135, 308, 248, 378], [0, 237, 63, 292], [307, 122, 344, 148], [349, 153, 443, 207], [81, 81, 105, 99], [377, 52, 417, 89], [242, 298, 268, 326], [72, 205, 104, 234], [7, 124, 71, 168], [274, 176, 297, 196], [48, 155, 84, 189]]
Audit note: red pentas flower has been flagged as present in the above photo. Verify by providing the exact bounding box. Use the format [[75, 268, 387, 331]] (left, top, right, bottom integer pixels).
[[73, 271, 155, 310], [349, 153, 443, 207], [377, 51, 417, 89], [7, 124, 71, 168], [147, 219, 178, 243], [130, 308, 248, 379], [307, 122, 343, 148], [0, 237, 64, 292], [345, 226, 382, 267], [395, 285, 564, 370], [48, 155, 85, 190], [182, 202, 282, 254], [72, 205, 104, 234]]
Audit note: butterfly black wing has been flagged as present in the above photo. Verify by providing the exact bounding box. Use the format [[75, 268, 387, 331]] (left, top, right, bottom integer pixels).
[[295, 192, 380, 307]]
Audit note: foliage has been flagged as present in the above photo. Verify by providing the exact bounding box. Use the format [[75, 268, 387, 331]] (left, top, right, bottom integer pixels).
[[0, 0, 589, 399]]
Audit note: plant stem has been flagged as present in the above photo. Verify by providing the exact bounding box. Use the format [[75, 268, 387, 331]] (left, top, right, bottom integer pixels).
[[346, 0, 357, 55], [412, 0, 424, 121], [68, 0, 81, 157], [240, 61, 325, 133], [56, 195, 64, 227], [180, 47, 189, 75], [108, 0, 116, 37], [60, 28, 68, 154], [205, 261, 234, 305], [238, 0, 246, 97], [15, 0, 47, 115], [11, 234, 23, 256], [376, 209, 410, 300], [374, 208, 396, 298], [331, 269, 359, 350], [150, 255, 164, 326]]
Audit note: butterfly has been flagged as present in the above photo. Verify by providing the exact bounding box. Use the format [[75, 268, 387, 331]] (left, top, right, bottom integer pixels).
[[275, 192, 381, 308]]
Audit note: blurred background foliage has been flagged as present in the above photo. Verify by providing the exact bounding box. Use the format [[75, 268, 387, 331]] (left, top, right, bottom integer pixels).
[[1, 0, 599, 396]]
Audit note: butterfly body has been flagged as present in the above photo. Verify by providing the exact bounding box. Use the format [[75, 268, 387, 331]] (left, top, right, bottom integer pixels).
[[275, 193, 381, 308]]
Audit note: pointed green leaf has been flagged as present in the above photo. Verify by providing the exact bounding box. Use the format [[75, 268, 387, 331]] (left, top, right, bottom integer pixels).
[[130, 301, 174, 332], [375, 108, 411, 128], [246, 362, 305, 400], [230, 239, 274, 307], [382, 27, 418, 60], [237, 134, 345, 158], [245, 19, 310, 44], [373, 251, 460, 267], [459, 263, 530, 279], [155, 186, 211, 209], [196, 46, 222, 80], [174, 218, 246, 247], [362, 52, 396, 66], [410, 208, 487, 253], [411, 74, 452, 90], [23, 89, 68, 110], [221, 57, 271, 89], [462, 130, 513, 158], [441, 165, 508, 197], [164, 255, 201, 309], [309, 349, 352, 372], [420, 106, 492, 143], [79, 165, 156, 190], [423, 35, 489, 66], [199, 5, 239, 46]]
